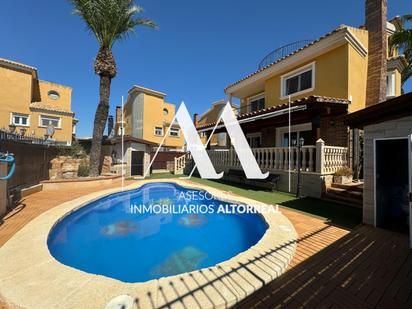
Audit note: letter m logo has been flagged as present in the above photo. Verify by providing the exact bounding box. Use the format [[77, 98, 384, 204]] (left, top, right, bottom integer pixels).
[[149, 102, 268, 180]]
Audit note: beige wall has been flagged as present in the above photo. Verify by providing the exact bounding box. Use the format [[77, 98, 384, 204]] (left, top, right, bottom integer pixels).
[[363, 115, 412, 225], [0, 65, 74, 144]]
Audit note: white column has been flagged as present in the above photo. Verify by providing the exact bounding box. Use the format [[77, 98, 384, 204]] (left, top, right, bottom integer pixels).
[[316, 139, 325, 174]]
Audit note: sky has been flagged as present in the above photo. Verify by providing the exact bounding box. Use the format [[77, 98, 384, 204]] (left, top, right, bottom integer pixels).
[[1, 0, 411, 137]]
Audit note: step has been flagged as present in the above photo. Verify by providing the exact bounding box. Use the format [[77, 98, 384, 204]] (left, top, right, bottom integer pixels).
[[331, 182, 363, 192], [323, 185, 363, 208], [321, 196, 362, 208], [326, 187, 363, 200]]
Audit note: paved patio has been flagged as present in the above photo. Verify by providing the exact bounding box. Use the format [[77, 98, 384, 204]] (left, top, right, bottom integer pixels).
[[0, 179, 410, 308]]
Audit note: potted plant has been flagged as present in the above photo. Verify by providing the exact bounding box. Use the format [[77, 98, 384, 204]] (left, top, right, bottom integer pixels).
[[333, 166, 353, 184]]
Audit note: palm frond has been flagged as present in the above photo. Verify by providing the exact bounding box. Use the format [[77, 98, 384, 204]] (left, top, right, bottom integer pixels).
[[389, 14, 412, 84], [69, 0, 157, 49]]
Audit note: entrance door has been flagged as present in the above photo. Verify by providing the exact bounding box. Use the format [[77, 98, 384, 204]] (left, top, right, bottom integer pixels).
[[375, 138, 409, 235], [131, 151, 145, 176]]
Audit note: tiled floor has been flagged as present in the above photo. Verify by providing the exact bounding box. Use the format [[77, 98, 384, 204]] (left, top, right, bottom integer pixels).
[[1, 180, 411, 308]]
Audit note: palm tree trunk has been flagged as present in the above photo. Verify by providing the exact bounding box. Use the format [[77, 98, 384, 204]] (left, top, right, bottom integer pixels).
[[89, 75, 111, 176]]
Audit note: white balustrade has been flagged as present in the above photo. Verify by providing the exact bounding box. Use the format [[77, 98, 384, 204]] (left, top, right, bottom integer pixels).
[[206, 145, 319, 173], [176, 142, 348, 175], [322, 146, 348, 174]]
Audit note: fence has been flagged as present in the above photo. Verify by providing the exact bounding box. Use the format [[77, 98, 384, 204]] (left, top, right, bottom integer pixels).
[[0, 138, 59, 190], [150, 151, 186, 171], [0, 129, 51, 145]]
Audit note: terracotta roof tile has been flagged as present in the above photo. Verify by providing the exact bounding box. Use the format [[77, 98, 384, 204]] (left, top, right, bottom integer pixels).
[[29, 103, 74, 116], [224, 26, 346, 92], [196, 96, 350, 130], [0, 58, 37, 72]]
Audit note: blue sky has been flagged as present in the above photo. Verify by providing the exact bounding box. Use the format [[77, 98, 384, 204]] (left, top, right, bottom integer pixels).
[[1, 0, 411, 137]]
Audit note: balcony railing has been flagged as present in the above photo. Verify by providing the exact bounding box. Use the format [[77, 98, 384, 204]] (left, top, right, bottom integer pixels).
[[174, 139, 348, 175]]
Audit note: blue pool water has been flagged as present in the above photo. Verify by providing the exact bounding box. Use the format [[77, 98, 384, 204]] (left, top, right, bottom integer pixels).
[[48, 182, 267, 283]]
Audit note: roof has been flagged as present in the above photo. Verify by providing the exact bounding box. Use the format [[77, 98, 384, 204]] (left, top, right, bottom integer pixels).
[[224, 25, 367, 97], [198, 100, 238, 124], [0, 58, 38, 78], [0, 58, 37, 72], [128, 85, 167, 98], [29, 103, 74, 116], [197, 96, 350, 130], [345, 92, 412, 128], [103, 135, 158, 146]]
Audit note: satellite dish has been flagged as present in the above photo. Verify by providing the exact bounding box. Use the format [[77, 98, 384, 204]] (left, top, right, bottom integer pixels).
[[46, 125, 55, 137]]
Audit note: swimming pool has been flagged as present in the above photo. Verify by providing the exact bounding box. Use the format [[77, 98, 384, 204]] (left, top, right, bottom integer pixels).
[[47, 182, 268, 283]]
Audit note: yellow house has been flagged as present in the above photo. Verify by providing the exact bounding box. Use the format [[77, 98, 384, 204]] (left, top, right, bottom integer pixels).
[[231, 24, 403, 116], [198, 17, 406, 149], [0, 58, 76, 145], [121, 85, 185, 151], [195, 100, 238, 148]]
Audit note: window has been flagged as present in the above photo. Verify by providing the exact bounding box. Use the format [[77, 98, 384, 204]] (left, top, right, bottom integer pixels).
[[246, 133, 261, 148], [40, 115, 60, 128], [276, 123, 313, 147], [48, 90, 60, 100], [169, 127, 180, 137], [154, 126, 164, 136], [281, 62, 315, 97], [11, 113, 29, 126], [247, 94, 265, 112], [386, 71, 396, 97], [163, 108, 169, 116]]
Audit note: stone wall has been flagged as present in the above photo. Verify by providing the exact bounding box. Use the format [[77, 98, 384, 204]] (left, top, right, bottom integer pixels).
[[101, 156, 112, 174], [49, 156, 89, 180], [49, 155, 113, 179]]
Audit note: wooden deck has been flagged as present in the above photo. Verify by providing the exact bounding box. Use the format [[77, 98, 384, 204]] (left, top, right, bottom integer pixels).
[[1, 180, 411, 308], [234, 225, 412, 309]]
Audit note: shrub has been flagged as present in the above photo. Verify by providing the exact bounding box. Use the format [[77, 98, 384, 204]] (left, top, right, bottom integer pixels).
[[334, 166, 353, 177], [57, 141, 87, 158], [78, 164, 90, 177]]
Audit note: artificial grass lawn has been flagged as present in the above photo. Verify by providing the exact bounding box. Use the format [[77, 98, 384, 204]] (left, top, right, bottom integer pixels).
[[147, 173, 362, 229]]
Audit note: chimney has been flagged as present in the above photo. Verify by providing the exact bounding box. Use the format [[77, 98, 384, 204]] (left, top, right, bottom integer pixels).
[[193, 113, 199, 128], [115, 106, 122, 124], [365, 0, 388, 107], [107, 116, 114, 137]]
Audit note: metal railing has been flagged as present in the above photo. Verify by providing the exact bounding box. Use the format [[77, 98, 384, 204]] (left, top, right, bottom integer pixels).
[[258, 40, 313, 70], [0, 129, 58, 145]]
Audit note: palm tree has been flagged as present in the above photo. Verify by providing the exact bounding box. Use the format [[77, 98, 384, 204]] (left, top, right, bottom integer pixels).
[[390, 14, 412, 86], [69, 0, 157, 176]]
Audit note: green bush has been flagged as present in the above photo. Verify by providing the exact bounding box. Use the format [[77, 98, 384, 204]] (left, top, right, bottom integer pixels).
[[334, 166, 353, 177], [57, 141, 87, 158], [78, 164, 90, 177]]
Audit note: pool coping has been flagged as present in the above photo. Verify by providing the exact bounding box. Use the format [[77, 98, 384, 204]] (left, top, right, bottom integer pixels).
[[0, 179, 297, 309]]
